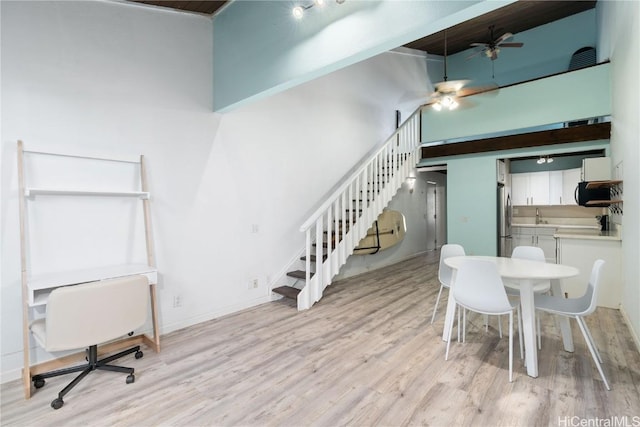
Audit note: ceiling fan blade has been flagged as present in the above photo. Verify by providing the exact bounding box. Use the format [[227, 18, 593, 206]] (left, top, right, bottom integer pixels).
[[434, 79, 470, 94], [470, 42, 489, 47], [466, 49, 485, 60], [457, 82, 499, 98], [498, 42, 524, 48], [495, 32, 514, 44]]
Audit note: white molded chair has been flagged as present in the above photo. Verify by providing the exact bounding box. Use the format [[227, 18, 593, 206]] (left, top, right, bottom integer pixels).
[[431, 244, 465, 324], [445, 259, 519, 382], [508, 246, 552, 293], [505, 245, 552, 350], [30, 275, 150, 409], [534, 259, 610, 390]]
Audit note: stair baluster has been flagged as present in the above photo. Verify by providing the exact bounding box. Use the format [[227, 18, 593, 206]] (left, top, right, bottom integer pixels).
[[275, 107, 423, 310]]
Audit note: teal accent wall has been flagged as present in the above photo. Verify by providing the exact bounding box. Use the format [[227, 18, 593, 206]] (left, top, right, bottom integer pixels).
[[421, 62, 611, 143], [509, 148, 607, 173], [212, 0, 518, 112], [446, 155, 496, 256], [446, 9, 598, 87]]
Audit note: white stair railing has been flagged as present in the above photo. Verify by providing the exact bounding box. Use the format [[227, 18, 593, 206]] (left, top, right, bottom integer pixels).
[[296, 106, 423, 310]]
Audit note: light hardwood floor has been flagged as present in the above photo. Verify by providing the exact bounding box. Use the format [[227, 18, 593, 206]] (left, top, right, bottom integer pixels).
[[2, 252, 639, 426]]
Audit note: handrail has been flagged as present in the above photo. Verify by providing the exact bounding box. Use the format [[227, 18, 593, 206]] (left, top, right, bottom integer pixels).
[[299, 104, 425, 232]]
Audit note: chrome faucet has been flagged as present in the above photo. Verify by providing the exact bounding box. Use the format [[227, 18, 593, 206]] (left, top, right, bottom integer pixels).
[[535, 208, 540, 224]]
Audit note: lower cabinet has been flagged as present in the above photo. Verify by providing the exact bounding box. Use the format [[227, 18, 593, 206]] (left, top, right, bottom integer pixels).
[[512, 226, 557, 263], [556, 237, 622, 308]]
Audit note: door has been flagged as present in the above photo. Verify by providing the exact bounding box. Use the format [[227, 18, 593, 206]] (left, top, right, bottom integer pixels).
[[426, 181, 437, 250]]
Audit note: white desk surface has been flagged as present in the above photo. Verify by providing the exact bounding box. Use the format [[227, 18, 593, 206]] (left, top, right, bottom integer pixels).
[[28, 264, 157, 291]]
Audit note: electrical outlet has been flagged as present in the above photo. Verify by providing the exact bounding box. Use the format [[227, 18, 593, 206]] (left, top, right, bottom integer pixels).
[[248, 279, 259, 290], [173, 295, 182, 308]]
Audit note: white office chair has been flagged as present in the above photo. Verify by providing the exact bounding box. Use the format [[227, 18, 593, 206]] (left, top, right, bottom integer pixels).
[[30, 275, 150, 409], [534, 259, 610, 390], [431, 244, 465, 324], [445, 259, 519, 382]]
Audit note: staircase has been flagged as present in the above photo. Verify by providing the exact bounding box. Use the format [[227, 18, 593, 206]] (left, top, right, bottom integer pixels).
[[272, 106, 423, 310]]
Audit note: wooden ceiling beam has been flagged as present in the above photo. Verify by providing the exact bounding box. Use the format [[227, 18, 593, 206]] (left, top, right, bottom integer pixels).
[[421, 122, 611, 159]]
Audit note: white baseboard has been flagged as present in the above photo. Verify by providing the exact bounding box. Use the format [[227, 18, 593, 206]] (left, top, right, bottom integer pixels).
[[619, 305, 640, 354], [159, 294, 274, 336]]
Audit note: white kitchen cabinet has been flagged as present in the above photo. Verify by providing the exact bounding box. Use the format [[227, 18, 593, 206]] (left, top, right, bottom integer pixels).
[[562, 168, 581, 205], [557, 237, 621, 308], [536, 228, 557, 263], [511, 171, 550, 205], [549, 171, 563, 205], [511, 174, 529, 206], [512, 169, 580, 206], [512, 226, 557, 262], [528, 171, 550, 205]]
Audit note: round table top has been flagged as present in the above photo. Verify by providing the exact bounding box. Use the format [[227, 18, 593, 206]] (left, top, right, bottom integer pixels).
[[444, 255, 579, 280]]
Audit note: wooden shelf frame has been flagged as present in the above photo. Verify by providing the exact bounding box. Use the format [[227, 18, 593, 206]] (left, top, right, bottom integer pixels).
[[585, 180, 623, 214], [585, 180, 623, 189], [16, 141, 161, 399], [585, 199, 623, 206], [25, 188, 150, 199]]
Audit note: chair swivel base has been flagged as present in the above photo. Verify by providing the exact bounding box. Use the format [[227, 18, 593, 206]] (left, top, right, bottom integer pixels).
[[32, 344, 143, 409]]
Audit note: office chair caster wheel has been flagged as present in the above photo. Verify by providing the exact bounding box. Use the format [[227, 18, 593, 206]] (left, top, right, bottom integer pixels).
[[33, 378, 45, 389], [135, 350, 143, 359], [126, 374, 135, 384], [51, 398, 64, 410]]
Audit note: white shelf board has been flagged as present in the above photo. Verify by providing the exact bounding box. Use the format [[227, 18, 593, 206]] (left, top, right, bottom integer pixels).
[[25, 188, 149, 199], [28, 264, 157, 291]]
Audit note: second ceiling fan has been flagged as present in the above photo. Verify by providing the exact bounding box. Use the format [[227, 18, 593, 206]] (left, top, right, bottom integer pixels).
[[467, 25, 524, 61]]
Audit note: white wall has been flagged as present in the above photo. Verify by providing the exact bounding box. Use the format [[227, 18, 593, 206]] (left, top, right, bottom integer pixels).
[[597, 1, 640, 347], [0, 1, 429, 382]]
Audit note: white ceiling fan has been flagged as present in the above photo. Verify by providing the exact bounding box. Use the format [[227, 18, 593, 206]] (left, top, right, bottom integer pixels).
[[427, 30, 498, 111]]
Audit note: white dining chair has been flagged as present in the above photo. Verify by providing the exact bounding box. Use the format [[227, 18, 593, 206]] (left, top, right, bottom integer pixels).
[[534, 259, 610, 390], [505, 245, 551, 350], [431, 244, 465, 324], [445, 259, 519, 382], [510, 246, 552, 293]]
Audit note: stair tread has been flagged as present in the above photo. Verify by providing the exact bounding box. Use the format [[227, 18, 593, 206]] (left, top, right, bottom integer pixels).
[[301, 254, 328, 262], [272, 286, 302, 300], [286, 270, 314, 280]]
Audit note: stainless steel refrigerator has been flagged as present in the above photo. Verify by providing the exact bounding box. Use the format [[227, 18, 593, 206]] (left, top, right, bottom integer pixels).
[[497, 183, 512, 257]]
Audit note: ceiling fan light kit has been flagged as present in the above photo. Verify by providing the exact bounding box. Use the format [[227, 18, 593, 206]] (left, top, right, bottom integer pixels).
[[432, 95, 459, 111]]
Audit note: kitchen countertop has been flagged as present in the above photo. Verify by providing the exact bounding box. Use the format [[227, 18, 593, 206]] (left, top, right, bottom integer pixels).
[[554, 229, 621, 241], [511, 223, 600, 230], [512, 222, 621, 241]]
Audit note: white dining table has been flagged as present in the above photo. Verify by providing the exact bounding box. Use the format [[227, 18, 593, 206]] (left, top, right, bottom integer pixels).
[[443, 255, 579, 378]]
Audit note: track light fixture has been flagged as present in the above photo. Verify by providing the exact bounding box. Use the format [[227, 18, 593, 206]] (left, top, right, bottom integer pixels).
[[292, 0, 344, 19], [537, 156, 554, 165]]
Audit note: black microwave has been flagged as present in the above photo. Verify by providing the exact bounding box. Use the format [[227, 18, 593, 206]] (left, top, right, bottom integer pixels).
[[575, 182, 610, 206]]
